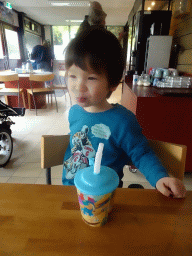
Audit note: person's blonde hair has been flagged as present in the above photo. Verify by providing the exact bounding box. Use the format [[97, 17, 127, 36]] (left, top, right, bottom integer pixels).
[[88, 1, 107, 25], [43, 40, 51, 48]]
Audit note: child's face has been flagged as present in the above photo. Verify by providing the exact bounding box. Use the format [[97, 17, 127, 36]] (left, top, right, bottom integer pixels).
[[67, 64, 113, 112]]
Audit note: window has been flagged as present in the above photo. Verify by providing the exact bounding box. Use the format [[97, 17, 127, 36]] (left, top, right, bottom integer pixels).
[[126, 26, 132, 66], [107, 26, 124, 46], [107, 26, 124, 38], [5, 29, 20, 59], [70, 26, 80, 39], [53, 25, 79, 60]]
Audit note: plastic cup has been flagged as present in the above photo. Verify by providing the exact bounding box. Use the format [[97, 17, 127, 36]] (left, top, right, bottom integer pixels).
[[74, 165, 119, 227]]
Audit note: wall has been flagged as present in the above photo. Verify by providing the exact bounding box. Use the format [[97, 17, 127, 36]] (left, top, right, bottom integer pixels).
[[0, 7, 19, 27], [169, 0, 192, 74], [24, 31, 41, 58], [44, 25, 52, 43]]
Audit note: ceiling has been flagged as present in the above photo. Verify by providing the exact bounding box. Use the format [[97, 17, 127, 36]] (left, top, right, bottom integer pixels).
[[10, 0, 135, 26]]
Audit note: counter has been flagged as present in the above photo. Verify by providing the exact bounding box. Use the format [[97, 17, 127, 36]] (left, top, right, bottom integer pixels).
[[121, 76, 192, 173]]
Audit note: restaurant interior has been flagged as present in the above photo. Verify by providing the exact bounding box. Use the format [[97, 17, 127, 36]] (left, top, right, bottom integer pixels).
[[0, 1, 192, 254], [0, 0, 191, 190]]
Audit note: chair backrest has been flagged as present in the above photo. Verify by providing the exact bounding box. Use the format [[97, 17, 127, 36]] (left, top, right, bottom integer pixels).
[[148, 140, 187, 180], [29, 73, 54, 82], [41, 136, 187, 180], [58, 70, 67, 87], [41, 135, 70, 169], [0, 73, 19, 82]]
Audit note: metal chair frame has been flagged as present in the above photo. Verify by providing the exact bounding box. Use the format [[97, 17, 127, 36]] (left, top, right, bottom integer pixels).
[[49, 70, 71, 105]]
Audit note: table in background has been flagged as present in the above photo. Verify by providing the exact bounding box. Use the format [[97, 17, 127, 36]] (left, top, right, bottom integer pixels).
[[0, 183, 191, 256], [0, 72, 52, 109]]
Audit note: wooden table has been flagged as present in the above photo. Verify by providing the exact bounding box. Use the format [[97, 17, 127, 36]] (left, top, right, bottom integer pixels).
[[0, 71, 52, 109], [0, 183, 191, 256]]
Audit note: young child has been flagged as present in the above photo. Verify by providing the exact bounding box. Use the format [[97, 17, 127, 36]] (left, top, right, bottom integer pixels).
[[62, 26, 186, 198]]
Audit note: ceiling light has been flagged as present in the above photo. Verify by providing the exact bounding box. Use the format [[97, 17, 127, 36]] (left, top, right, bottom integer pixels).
[[65, 20, 83, 22], [49, 1, 90, 7], [148, 7, 151, 10], [151, 2, 155, 6]]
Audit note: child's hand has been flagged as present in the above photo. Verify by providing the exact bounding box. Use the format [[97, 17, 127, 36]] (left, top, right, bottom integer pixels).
[[156, 177, 186, 198]]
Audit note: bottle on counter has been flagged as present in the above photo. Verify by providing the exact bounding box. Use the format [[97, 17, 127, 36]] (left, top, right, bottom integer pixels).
[[26, 59, 33, 73], [137, 76, 143, 86], [133, 71, 138, 86], [137, 71, 145, 86], [22, 62, 26, 73], [143, 74, 151, 86]]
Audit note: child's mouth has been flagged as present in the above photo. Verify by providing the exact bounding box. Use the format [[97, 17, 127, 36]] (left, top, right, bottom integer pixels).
[[77, 97, 87, 103]]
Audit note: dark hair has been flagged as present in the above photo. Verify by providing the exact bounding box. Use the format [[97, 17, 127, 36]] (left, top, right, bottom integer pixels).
[[65, 26, 124, 97]]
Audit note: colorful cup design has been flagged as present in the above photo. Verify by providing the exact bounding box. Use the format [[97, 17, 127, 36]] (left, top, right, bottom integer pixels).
[[77, 188, 115, 227]]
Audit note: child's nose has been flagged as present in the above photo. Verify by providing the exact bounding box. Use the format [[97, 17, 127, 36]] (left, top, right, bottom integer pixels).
[[77, 79, 87, 93]]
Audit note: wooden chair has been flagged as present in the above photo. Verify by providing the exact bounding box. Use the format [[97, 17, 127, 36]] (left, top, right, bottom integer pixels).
[[0, 83, 5, 89], [0, 69, 11, 90], [47, 70, 70, 104], [148, 140, 187, 180], [27, 73, 58, 115], [0, 73, 26, 108], [0, 70, 11, 89], [41, 135, 187, 185], [41, 135, 70, 184], [56, 70, 68, 92]]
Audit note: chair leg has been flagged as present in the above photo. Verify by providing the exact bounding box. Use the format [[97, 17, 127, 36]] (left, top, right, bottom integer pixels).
[[28, 93, 31, 110], [63, 89, 67, 102], [18, 93, 20, 107], [31, 93, 37, 115], [22, 92, 26, 108], [18, 81, 20, 107], [53, 92, 58, 112], [5, 96, 8, 105], [46, 168, 51, 185]]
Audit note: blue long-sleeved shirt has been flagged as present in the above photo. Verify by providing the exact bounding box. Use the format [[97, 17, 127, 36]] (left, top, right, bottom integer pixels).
[[62, 104, 168, 186]]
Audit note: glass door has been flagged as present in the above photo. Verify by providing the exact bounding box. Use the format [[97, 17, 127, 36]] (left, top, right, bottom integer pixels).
[[0, 23, 8, 70], [4, 28, 20, 60], [0, 24, 21, 70], [52, 25, 79, 83]]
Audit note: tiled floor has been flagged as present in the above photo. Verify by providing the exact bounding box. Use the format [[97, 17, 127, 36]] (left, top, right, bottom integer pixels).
[[0, 85, 192, 190]]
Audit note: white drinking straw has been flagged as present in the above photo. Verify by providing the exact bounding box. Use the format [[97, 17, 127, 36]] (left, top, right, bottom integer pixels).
[[94, 143, 104, 175]]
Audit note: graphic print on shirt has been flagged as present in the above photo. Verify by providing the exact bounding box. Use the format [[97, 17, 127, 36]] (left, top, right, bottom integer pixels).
[[64, 125, 95, 179], [64, 124, 111, 180], [91, 124, 111, 140]]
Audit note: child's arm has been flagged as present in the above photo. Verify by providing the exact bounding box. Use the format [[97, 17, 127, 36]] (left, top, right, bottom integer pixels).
[[156, 177, 186, 198]]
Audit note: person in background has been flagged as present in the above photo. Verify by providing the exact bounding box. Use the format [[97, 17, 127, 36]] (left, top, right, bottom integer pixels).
[[76, 15, 91, 36], [62, 26, 186, 198], [88, 1, 107, 27], [31, 40, 54, 71], [76, 1, 125, 43], [76, 1, 106, 37]]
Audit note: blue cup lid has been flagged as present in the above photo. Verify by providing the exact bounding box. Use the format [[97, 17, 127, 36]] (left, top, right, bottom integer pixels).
[[74, 166, 119, 195]]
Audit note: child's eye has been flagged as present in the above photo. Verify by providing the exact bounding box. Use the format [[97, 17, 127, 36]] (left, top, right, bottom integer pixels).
[[88, 77, 97, 81], [69, 75, 76, 79]]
